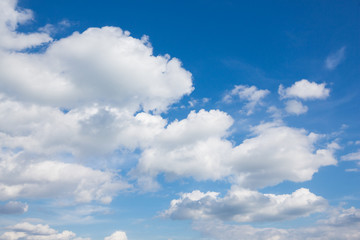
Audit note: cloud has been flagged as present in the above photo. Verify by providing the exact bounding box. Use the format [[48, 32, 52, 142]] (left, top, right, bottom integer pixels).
[[0, 151, 130, 203], [285, 100, 308, 115], [0, 26, 193, 113], [0, 0, 193, 204], [163, 188, 327, 222], [0, 201, 28, 214], [0, 222, 90, 240], [0, 0, 52, 50], [325, 46, 346, 70], [341, 150, 360, 161], [279, 79, 330, 100], [193, 207, 360, 240], [135, 110, 337, 189], [104, 231, 128, 240], [224, 85, 269, 115], [0, 222, 129, 240]]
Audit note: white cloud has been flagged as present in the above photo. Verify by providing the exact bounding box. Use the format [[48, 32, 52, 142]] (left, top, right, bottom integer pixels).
[[224, 85, 269, 115], [0, 151, 130, 203], [325, 46, 346, 70], [285, 100, 308, 115], [0, 0, 52, 50], [279, 79, 330, 100], [0, 201, 28, 214], [0, 26, 193, 113], [0, 222, 129, 240], [135, 110, 337, 189], [193, 207, 360, 240], [104, 231, 128, 240], [341, 150, 360, 161], [0, 222, 90, 240], [163, 188, 327, 222]]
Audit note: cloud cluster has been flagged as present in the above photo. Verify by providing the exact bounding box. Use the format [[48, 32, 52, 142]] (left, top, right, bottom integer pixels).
[[135, 112, 336, 189], [279, 79, 330, 115], [163, 188, 327, 222], [0, 0, 192, 203], [193, 207, 360, 240], [0, 222, 128, 240]]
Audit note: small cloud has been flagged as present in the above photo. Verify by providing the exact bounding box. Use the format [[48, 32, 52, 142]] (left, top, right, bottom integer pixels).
[[104, 231, 128, 240], [279, 79, 330, 100], [341, 150, 360, 161], [224, 85, 269, 115], [285, 100, 308, 115], [325, 46, 346, 70]]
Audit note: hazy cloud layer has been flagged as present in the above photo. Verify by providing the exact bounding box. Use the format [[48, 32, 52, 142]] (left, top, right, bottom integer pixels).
[[0, 201, 28, 215], [193, 207, 360, 240]]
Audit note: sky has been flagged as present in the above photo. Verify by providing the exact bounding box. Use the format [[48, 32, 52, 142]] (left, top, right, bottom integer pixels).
[[0, 0, 360, 239]]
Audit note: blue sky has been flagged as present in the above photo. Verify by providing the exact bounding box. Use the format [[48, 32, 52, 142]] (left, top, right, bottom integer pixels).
[[0, 0, 359, 239]]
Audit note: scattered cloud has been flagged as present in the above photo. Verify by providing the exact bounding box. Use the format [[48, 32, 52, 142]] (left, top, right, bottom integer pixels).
[[341, 150, 360, 161], [193, 206, 360, 240], [0, 222, 129, 240], [0, 201, 28, 215], [224, 85, 269, 115], [163, 188, 327, 222], [0, 222, 90, 240], [279, 79, 330, 100], [325, 46, 346, 70], [285, 100, 308, 115]]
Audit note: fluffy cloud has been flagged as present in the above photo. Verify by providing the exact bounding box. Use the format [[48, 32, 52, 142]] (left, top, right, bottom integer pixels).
[[0, 222, 129, 240], [104, 231, 128, 240], [0, 27, 193, 113], [0, 0, 52, 50], [279, 79, 330, 100], [163, 188, 327, 222], [285, 100, 308, 115], [135, 110, 337, 189], [224, 85, 269, 115], [325, 46, 346, 70], [0, 151, 130, 203], [193, 207, 360, 240], [0, 201, 28, 214], [0, 0, 192, 203], [0, 222, 89, 240]]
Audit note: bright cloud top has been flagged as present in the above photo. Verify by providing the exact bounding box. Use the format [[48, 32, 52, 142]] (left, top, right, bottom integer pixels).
[[163, 188, 327, 222], [279, 79, 330, 100], [0, 0, 193, 113]]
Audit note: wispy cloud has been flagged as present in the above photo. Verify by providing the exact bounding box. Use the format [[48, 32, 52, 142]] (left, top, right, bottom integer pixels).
[[325, 46, 346, 70]]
